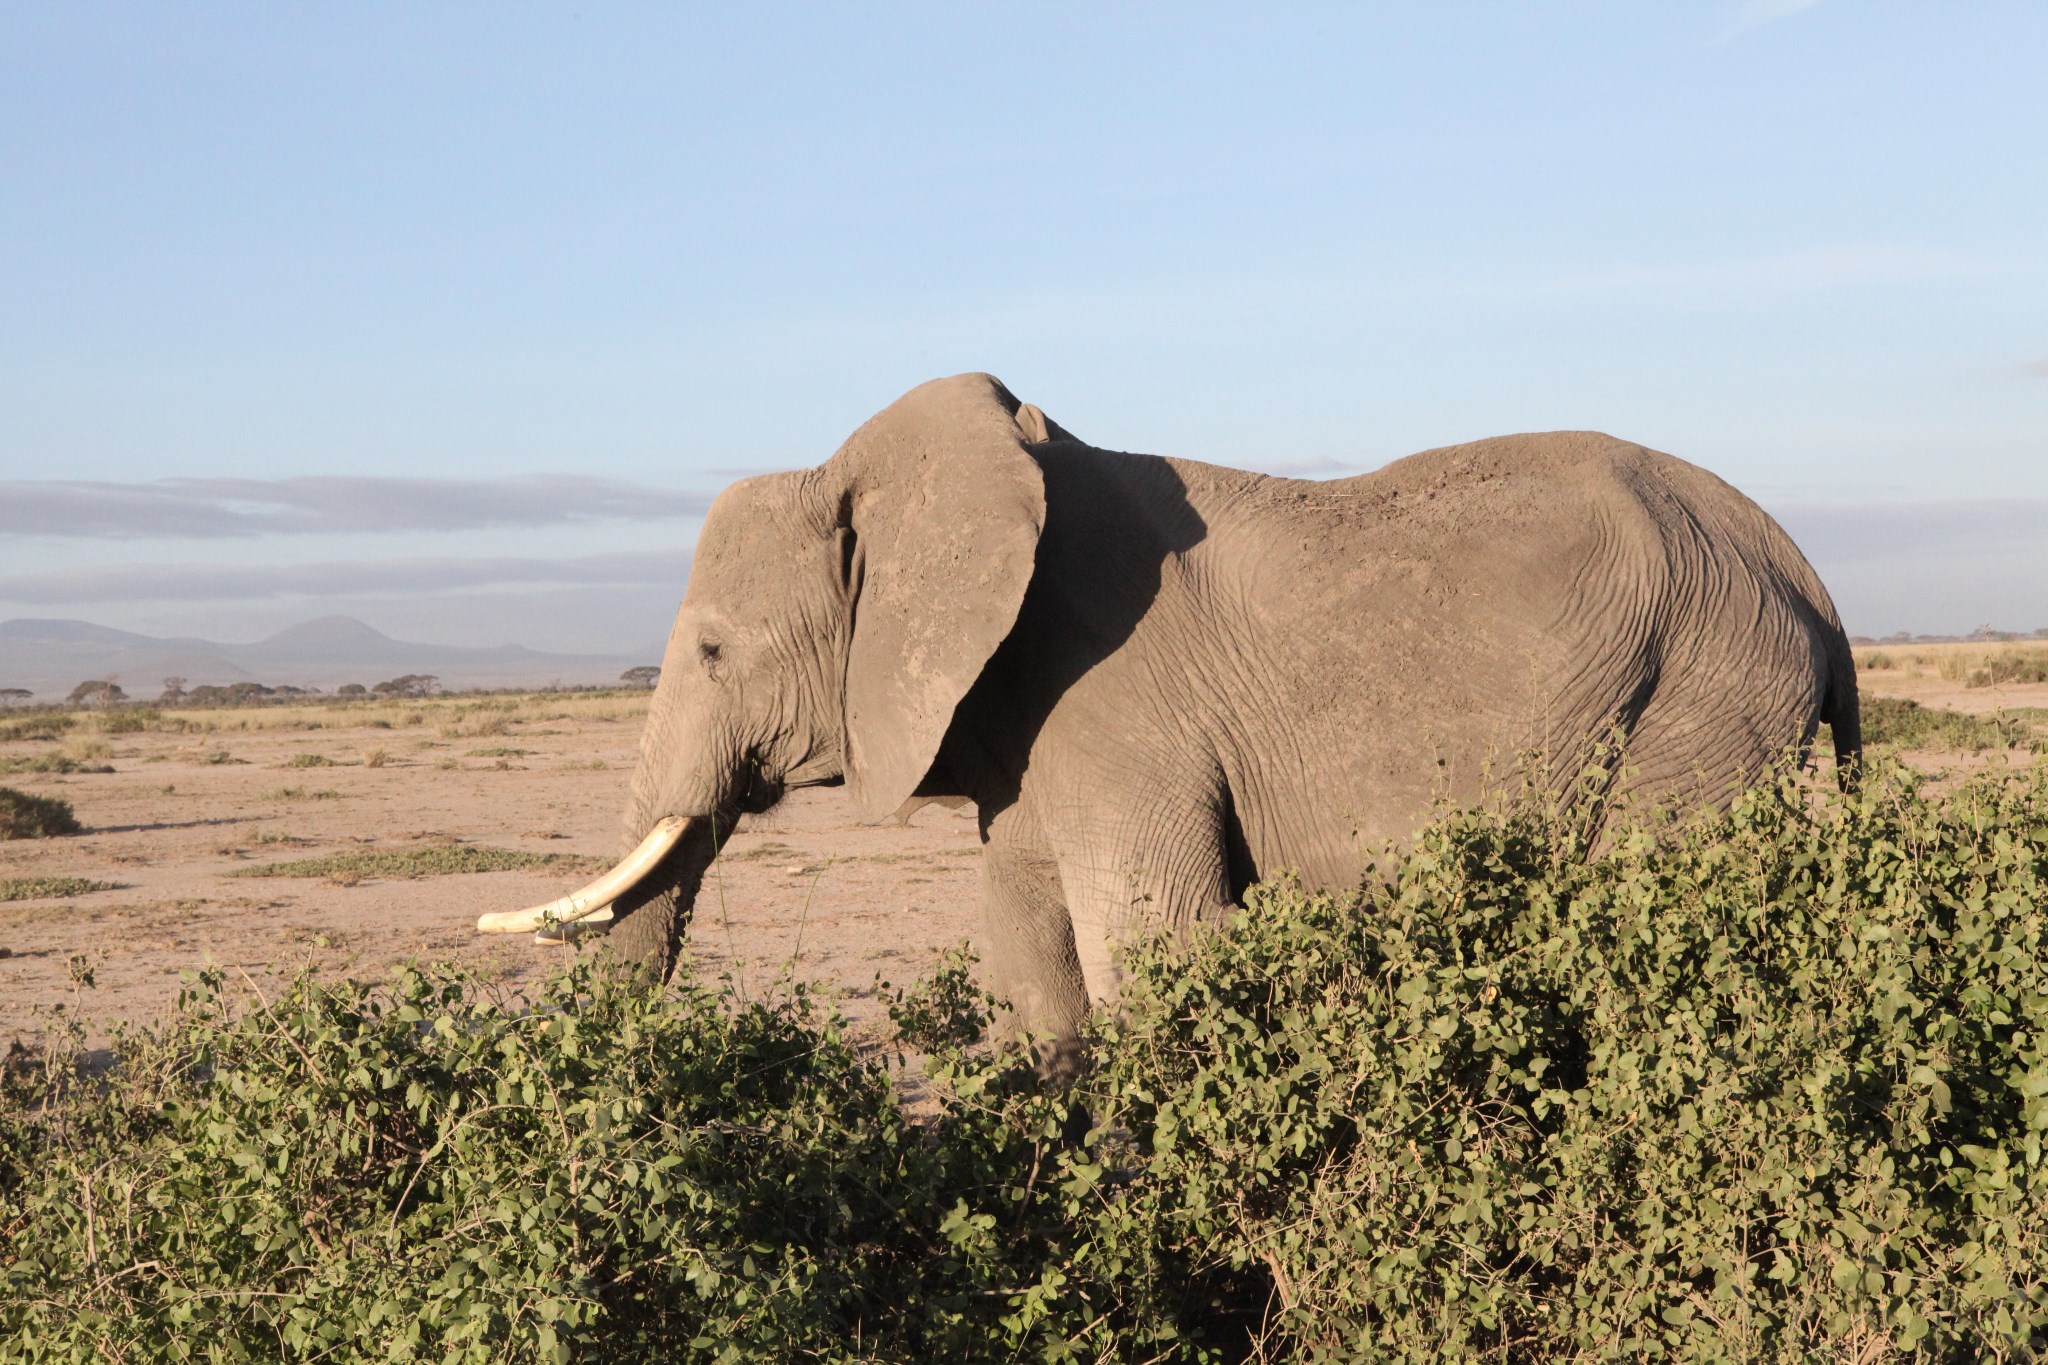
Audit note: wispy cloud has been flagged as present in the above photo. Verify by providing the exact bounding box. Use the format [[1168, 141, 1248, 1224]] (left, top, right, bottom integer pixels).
[[1479, 244, 2010, 303], [2025, 358, 2048, 379], [1772, 498, 2048, 564], [0, 476, 710, 540], [1770, 498, 2048, 635], [0, 549, 692, 604]]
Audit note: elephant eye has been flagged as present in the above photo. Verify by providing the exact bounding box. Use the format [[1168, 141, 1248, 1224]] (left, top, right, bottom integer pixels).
[[697, 639, 723, 668]]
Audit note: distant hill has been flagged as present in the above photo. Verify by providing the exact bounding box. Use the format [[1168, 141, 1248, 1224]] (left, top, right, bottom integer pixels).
[[0, 616, 662, 700]]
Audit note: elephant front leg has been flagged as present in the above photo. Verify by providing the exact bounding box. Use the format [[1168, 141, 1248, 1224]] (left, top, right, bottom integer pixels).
[[979, 829, 1090, 1071]]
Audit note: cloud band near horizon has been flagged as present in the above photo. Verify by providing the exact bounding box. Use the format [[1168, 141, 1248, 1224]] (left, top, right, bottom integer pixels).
[[0, 548, 692, 604], [0, 475, 711, 539], [0, 498, 2040, 639]]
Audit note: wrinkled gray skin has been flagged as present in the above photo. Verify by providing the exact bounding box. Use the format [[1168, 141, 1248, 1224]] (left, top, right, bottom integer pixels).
[[607, 373, 1860, 1056]]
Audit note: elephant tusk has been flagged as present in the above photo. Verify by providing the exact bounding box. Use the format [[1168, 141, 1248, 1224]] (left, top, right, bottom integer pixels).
[[476, 815, 691, 934]]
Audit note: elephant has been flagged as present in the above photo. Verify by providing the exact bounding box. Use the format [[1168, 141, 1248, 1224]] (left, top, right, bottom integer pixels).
[[482, 372, 1861, 1054]]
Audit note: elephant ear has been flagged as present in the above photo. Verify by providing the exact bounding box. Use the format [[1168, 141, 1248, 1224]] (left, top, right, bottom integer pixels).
[[833, 373, 1049, 821]]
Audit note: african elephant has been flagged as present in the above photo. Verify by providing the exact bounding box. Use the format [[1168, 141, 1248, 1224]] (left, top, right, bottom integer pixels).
[[482, 373, 1860, 1052]]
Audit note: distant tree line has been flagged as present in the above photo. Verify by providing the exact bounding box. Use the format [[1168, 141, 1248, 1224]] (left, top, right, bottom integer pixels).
[[4, 673, 648, 712]]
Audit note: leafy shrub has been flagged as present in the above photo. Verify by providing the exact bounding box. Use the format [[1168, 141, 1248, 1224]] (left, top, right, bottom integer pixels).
[[5, 761, 2047, 1361], [1071, 759, 2048, 1359], [0, 787, 81, 839], [0, 962, 1096, 1361]]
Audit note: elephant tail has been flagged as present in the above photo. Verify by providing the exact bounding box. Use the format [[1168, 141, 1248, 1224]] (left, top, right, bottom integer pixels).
[[1821, 627, 1862, 790]]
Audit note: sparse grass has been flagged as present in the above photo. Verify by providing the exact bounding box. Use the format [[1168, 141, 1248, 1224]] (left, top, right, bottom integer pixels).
[[282, 752, 339, 768], [249, 829, 312, 845], [723, 840, 810, 862], [560, 758, 607, 770], [1853, 639, 2048, 682], [200, 750, 247, 765], [0, 788, 82, 838], [0, 876, 120, 901], [439, 714, 511, 738], [60, 737, 112, 763], [0, 754, 112, 776], [360, 747, 389, 768], [0, 716, 74, 743], [226, 844, 606, 881], [1852, 695, 2042, 752], [465, 746, 531, 758], [260, 787, 342, 801], [85, 707, 200, 736], [2, 689, 650, 742]]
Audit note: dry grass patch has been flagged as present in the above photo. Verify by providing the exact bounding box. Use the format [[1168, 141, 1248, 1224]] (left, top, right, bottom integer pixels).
[[439, 714, 511, 739], [0, 754, 112, 776], [0, 876, 121, 901], [1855, 638, 2048, 681], [260, 787, 342, 802], [226, 843, 607, 882], [0, 716, 74, 743]]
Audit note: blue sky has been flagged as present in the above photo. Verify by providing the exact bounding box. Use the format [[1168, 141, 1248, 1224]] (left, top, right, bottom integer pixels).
[[2, 0, 2043, 651]]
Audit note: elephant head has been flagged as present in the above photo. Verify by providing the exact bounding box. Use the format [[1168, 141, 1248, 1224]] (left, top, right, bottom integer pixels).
[[478, 373, 1055, 975]]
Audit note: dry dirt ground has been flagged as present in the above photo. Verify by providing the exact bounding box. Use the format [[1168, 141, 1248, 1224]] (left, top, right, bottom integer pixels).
[[5, 647, 2045, 1053], [1, 694, 979, 1051]]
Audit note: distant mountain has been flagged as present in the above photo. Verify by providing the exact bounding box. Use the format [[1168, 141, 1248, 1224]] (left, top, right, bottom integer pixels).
[[0, 616, 662, 699]]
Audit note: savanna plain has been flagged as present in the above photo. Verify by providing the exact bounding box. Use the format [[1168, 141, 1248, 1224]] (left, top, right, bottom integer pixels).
[[1, 688, 983, 1046], [4, 640, 2048, 1360]]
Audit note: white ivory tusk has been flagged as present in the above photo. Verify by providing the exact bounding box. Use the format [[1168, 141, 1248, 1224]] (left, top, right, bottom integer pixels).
[[476, 815, 691, 934], [534, 907, 614, 944]]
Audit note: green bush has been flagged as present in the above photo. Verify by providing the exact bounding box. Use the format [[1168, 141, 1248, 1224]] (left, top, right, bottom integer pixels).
[[0, 787, 82, 839], [5, 760, 2047, 1361], [0, 961, 1096, 1362], [1078, 759, 2048, 1359]]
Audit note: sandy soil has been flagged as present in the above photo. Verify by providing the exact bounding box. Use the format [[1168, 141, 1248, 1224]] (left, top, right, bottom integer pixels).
[[4, 666, 2042, 1052], [1, 706, 979, 1051]]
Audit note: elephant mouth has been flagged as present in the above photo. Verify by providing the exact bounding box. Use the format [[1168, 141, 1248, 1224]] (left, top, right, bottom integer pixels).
[[476, 814, 695, 937]]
